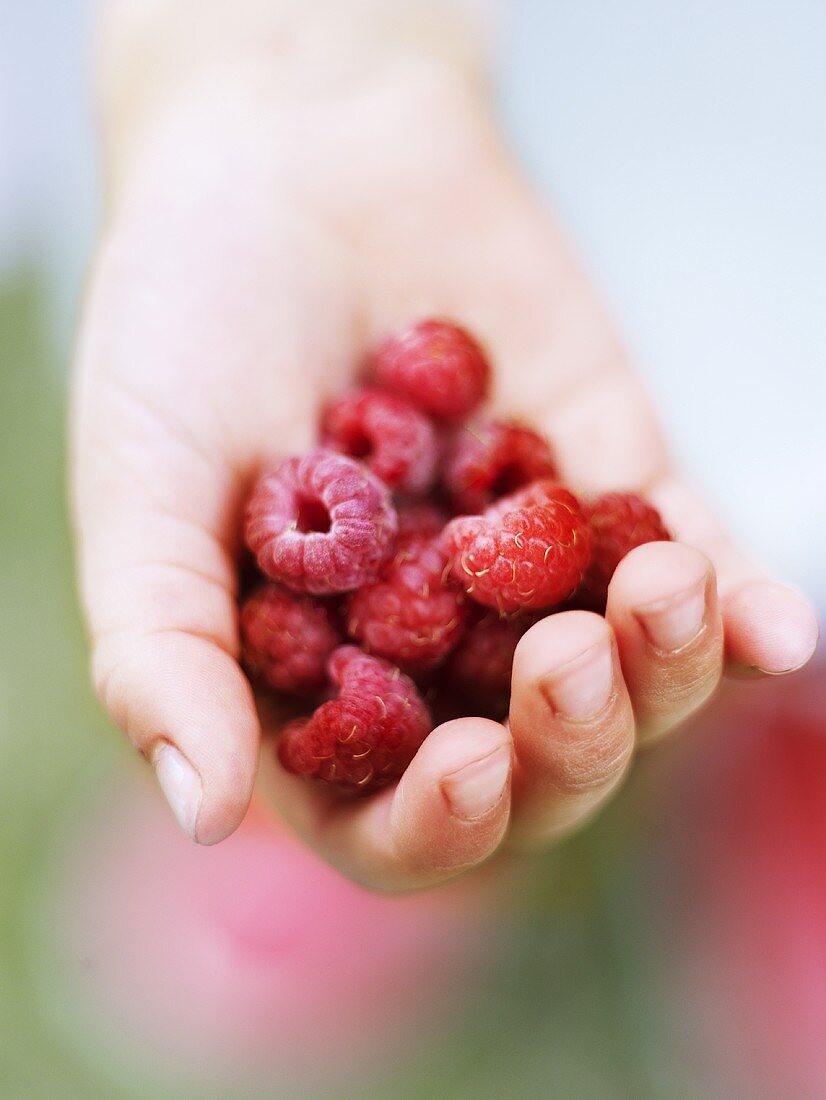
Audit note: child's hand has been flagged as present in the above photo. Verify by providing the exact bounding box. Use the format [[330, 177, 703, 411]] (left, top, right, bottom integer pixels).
[[72, 0, 818, 889]]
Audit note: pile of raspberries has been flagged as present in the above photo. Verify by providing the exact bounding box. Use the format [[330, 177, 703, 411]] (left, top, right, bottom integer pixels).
[[241, 320, 670, 794]]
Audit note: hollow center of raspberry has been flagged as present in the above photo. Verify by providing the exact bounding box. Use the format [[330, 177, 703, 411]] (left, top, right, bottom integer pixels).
[[296, 497, 332, 534], [344, 430, 372, 461]]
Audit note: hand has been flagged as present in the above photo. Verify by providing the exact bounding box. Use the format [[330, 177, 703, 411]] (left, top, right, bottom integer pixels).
[[73, 0, 818, 890]]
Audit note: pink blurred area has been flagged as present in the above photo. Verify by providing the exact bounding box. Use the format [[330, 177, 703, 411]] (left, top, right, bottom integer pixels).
[[32, 651, 826, 1098], [32, 770, 500, 1095], [656, 651, 826, 1096]]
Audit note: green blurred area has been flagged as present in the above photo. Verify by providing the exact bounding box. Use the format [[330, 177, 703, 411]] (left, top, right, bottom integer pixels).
[[0, 269, 691, 1099], [0, 269, 131, 1098]]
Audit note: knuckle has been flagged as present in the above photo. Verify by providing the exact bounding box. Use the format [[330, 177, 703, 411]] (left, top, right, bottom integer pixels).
[[88, 558, 239, 659]]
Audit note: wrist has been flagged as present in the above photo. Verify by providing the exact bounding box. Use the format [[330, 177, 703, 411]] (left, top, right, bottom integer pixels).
[[100, 0, 498, 184]]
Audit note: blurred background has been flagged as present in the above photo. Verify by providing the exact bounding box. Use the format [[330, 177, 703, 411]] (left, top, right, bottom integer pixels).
[[1, 2, 825, 1097]]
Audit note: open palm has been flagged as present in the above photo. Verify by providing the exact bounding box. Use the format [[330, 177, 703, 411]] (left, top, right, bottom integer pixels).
[[73, 63, 817, 890]]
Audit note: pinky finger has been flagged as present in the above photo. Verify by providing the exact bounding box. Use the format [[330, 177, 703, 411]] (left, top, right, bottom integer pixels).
[[649, 477, 819, 676], [721, 580, 820, 678]]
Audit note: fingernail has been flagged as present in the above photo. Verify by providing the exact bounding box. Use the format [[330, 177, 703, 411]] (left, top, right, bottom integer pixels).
[[442, 745, 511, 820], [152, 742, 202, 842], [753, 659, 811, 677], [635, 577, 707, 653], [541, 641, 614, 721]]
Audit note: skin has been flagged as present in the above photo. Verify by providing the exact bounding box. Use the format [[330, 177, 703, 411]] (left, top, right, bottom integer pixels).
[[72, 1, 819, 892]]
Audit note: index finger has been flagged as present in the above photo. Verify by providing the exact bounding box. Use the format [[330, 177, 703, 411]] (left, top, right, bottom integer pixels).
[[257, 717, 513, 892]]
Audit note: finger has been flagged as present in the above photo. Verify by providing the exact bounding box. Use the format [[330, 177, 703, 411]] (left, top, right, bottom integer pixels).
[[78, 504, 260, 846], [649, 477, 819, 676], [606, 541, 724, 745], [507, 611, 635, 845], [94, 629, 259, 846], [73, 346, 258, 848], [258, 718, 512, 892]]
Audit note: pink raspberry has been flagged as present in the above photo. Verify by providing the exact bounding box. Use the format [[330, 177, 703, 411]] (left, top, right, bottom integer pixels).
[[442, 484, 591, 613], [245, 449, 398, 595], [443, 418, 557, 514], [278, 647, 432, 793], [579, 492, 671, 610], [396, 500, 449, 540], [372, 319, 491, 421], [346, 535, 467, 672], [446, 609, 533, 699], [240, 584, 342, 695], [321, 386, 438, 495]]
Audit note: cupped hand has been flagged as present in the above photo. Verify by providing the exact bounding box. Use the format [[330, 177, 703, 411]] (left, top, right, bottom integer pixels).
[[72, 44, 818, 890]]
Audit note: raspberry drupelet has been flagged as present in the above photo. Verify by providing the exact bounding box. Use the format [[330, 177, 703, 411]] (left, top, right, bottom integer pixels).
[[372, 319, 491, 421], [446, 609, 533, 699], [245, 449, 398, 596], [278, 646, 433, 793], [442, 482, 591, 614], [443, 418, 557, 515], [240, 584, 342, 696], [579, 491, 671, 611], [346, 534, 467, 672], [321, 386, 438, 495]]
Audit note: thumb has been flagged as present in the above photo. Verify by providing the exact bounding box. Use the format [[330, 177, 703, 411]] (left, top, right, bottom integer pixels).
[[72, 258, 259, 845]]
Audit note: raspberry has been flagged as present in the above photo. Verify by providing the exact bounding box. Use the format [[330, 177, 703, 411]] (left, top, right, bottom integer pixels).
[[442, 484, 591, 613], [245, 449, 398, 595], [579, 492, 671, 610], [321, 386, 438, 495], [372, 319, 491, 421], [484, 477, 564, 521], [443, 418, 557, 514], [240, 584, 341, 695], [446, 609, 532, 698], [346, 535, 467, 671], [278, 646, 432, 793], [396, 500, 449, 539]]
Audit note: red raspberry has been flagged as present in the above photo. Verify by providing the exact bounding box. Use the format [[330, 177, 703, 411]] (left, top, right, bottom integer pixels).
[[446, 609, 533, 698], [396, 500, 449, 539], [484, 476, 565, 521], [443, 418, 557, 514], [321, 386, 438, 495], [346, 535, 467, 672], [579, 492, 671, 610], [442, 484, 591, 613], [372, 319, 491, 421], [240, 584, 342, 695], [278, 646, 432, 793], [245, 449, 398, 595]]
